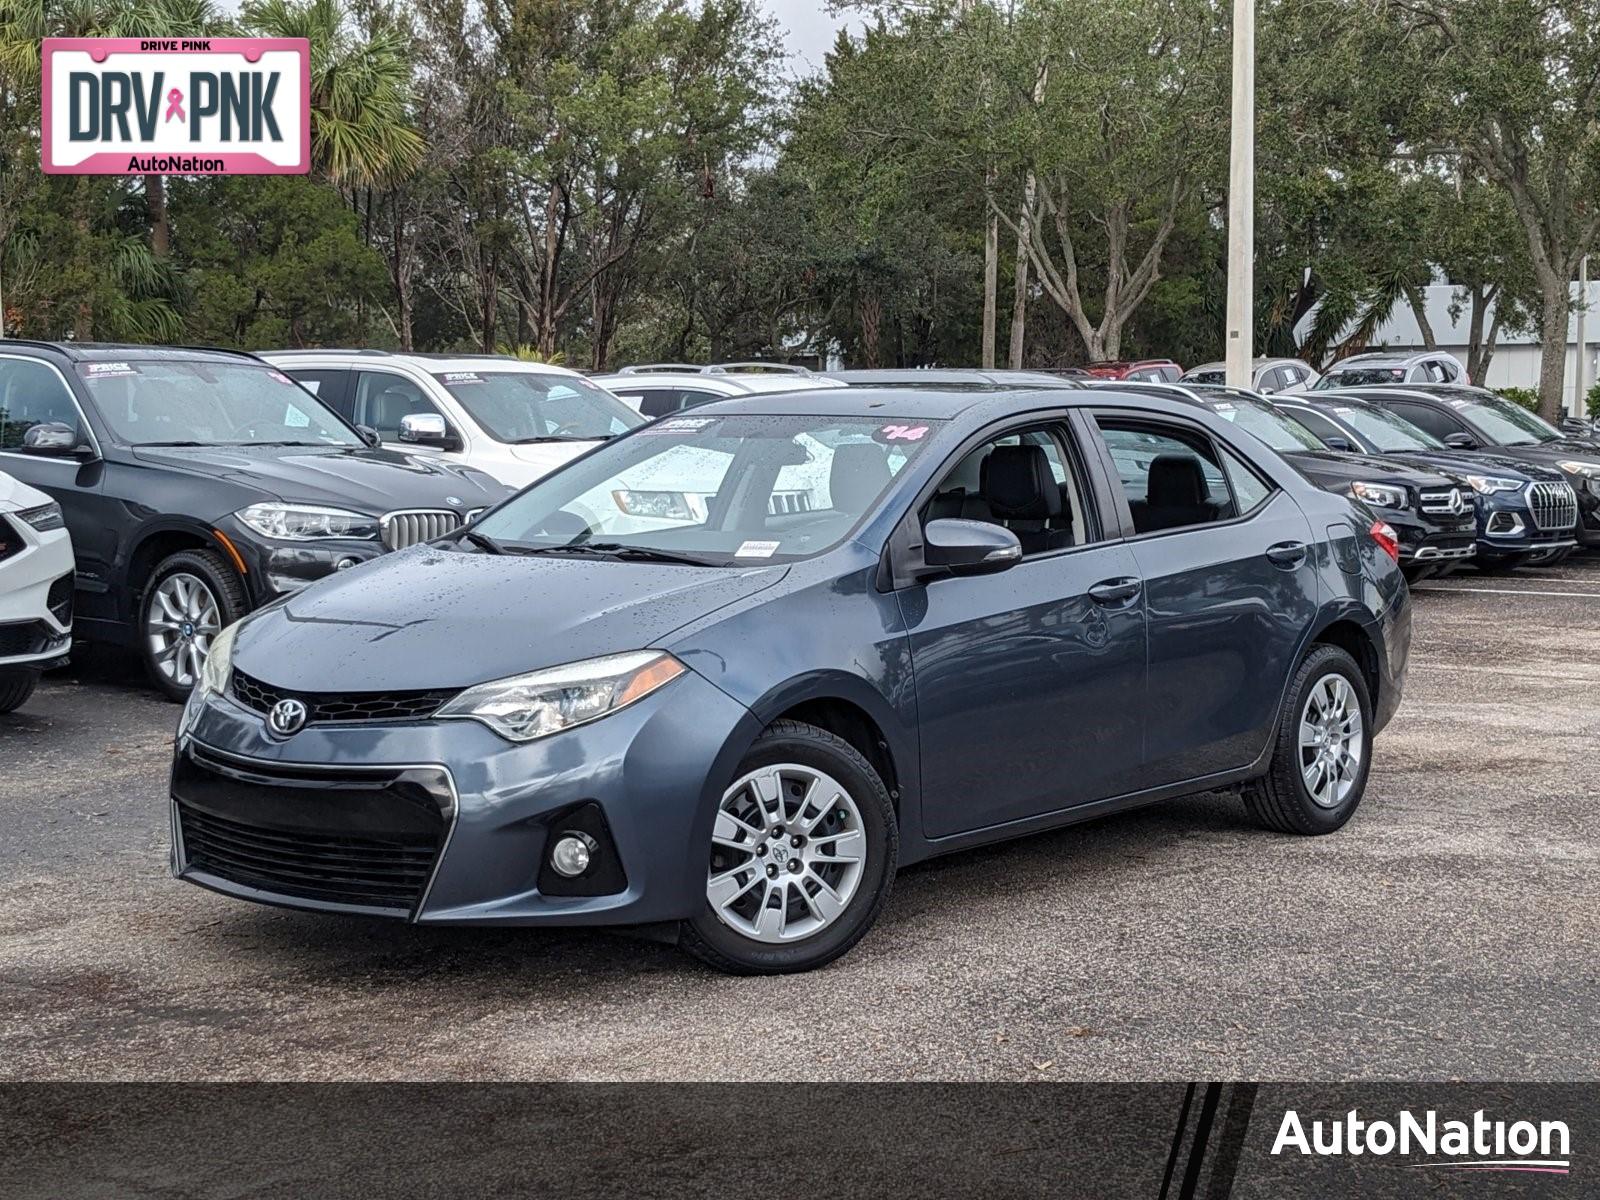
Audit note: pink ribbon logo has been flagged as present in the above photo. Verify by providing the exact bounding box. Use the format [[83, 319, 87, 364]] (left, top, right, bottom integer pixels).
[[164, 88, 185, 123]]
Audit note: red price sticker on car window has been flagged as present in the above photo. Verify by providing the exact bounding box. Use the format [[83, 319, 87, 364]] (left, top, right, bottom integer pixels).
[[875, 423, 929, 443]]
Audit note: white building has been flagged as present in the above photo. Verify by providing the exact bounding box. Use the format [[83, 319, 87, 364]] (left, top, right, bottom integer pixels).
[[1297, 281, 1599, 404]]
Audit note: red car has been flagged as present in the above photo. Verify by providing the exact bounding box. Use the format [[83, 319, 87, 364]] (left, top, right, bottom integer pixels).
[[1084, 359, 1184, 382]]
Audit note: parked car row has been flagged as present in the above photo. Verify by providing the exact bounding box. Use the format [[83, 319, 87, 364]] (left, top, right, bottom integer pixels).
[[1, 342, 1587, 975]]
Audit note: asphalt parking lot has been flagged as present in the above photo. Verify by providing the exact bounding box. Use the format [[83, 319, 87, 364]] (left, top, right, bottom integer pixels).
[[2, 561, 1597, 1082]]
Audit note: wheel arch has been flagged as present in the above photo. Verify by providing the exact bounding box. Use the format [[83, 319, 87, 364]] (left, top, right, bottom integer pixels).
[[122, 520, 243, 622], [1300, 604, 1385, 711]]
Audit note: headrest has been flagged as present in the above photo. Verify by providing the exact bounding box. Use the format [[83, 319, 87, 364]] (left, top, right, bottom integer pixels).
[[829, 442, 892, 512], [982, 443, 1063, 521], [1148, 453, 1210, 507]]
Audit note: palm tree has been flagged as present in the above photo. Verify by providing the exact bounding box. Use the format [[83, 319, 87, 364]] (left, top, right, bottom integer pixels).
[[241, 0, 423, 187]]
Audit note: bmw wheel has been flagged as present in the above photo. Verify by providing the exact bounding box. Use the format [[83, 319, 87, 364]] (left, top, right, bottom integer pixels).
[[140, 548, 247, 702], [1243, 644, 1374, 835], [681, 720, 897, 974]]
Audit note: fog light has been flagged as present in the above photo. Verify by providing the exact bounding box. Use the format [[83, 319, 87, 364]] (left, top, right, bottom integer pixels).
[[550, 831, 598, 878]]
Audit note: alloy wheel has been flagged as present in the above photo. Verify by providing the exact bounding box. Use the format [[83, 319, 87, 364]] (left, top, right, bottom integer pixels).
[[146, 572, 222, 689], [1298, 673, 1364, 809], [707, 763, 866, 943]]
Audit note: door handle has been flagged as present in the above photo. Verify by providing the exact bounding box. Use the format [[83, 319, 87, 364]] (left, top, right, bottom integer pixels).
[[1266, 541, 1308, 568], [1088, 577, 1142, 606]]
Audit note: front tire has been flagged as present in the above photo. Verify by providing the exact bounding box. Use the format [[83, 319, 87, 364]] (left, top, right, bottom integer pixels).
[[1243, 645, 1373, 835], [140, 549, 247, 702], [0, 668, 38, 714], [681, 720, 897, 974]]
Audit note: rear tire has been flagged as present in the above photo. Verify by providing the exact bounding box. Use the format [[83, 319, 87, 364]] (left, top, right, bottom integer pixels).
[[139, 549, 248, 702], [681, 720, 897, 974], [1243, 645, 1373, 835], [0, 669, 38, 714]]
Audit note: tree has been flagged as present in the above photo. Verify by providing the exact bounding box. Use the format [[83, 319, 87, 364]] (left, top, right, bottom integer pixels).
[[1390, 0, 1600, 417]]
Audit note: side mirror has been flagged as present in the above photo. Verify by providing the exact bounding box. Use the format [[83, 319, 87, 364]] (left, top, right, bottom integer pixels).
[[1444, 432, 1478, 450], [22, 422, 90, 458], [922, 518, 1022, 576], [356, 424, 382, 449], [399, 412, 458, 450], [1324, 435, 1354, 452]]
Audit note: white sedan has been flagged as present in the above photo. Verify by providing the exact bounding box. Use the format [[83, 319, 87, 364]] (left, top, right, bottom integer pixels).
[[0, 469, 75, 713]]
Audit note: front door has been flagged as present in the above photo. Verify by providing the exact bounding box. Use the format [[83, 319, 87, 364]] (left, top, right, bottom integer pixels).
[[901, 421, 1149, 839]]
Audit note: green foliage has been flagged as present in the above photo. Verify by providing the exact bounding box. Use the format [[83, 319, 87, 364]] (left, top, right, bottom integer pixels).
[[1587, 381, 1600, 420], [1497, 387, 1540, 412]]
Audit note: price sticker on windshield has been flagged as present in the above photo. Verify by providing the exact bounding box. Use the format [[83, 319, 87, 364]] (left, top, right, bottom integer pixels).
[[735, 540, 780, 558], [441, 372, 482, 385], [875, 423, 929, 443], [641, 416, 717, 435], [84, 361, 138, 378]]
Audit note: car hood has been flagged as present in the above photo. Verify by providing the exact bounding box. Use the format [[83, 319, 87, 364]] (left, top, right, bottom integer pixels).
[[0, 469, 51, 511], [231, 544, 790, 690], [1286, 450, 1448, 488], [1411, 446, 1570, 482], [128, 443, 510, 513]]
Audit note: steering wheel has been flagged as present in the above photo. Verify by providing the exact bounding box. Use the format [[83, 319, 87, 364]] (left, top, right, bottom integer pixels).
[[223, 419, 276, 442], [549, 421, 588, 438]]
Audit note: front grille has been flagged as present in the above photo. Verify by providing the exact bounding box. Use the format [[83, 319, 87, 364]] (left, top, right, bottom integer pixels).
[[230, 668, 456, 725], [381, 509, 462, 550], [177, 801, 440, 911], [0, 620, 61, 658], [1527, 481, 1578, 531], [1419, 486, 1468, 516], [46, 573, 73, 626], [173, 745, 453, 915]]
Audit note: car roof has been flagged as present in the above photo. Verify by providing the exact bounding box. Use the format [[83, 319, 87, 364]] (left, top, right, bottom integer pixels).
[[673, 383, 1209, 425], [1087, 358, 1179, 368], [1325, 350, 1454, 369], [0, 339, 264, 366], [1321, 384, 1489, 406], [826, 368, 1084, 390], [262, 349, 581, 376]]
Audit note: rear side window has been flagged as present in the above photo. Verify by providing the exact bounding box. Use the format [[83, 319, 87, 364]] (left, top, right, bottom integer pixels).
[[1095, 419, 1237, 534], [283, 369, 353, 419], [1220, 446, 1272, 514]]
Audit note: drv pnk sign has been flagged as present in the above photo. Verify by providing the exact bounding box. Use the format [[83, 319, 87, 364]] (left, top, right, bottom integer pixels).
[[42, 38, 309, 175]]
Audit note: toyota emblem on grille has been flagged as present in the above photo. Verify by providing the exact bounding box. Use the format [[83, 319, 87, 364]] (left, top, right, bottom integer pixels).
[[267, 698, 309, 737]]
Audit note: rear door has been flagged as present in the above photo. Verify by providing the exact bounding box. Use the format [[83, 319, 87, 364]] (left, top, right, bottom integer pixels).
[[902, 416, 1148, 837], [1088, 411, 1321, 788]]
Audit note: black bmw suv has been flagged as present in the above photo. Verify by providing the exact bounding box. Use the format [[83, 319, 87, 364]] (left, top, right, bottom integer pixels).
[[0, 342, 510, 698]]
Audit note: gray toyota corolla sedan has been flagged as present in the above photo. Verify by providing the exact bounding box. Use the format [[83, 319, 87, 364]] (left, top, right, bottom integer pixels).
[[172, 386, 1411, 973]]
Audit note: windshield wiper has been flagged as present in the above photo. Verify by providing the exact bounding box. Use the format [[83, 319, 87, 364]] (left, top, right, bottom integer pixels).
[[528, 542, 714, 566], [459, 529, 505, 555], [511, 434, 591, 444], [136, 440, 210, 447]]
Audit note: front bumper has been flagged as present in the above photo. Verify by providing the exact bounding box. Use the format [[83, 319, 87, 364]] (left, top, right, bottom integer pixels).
[[172, 669, 759, 927], [216, 518, 388, 605], [0, 515, 73, 668], [1473, 493, 1576, 560]]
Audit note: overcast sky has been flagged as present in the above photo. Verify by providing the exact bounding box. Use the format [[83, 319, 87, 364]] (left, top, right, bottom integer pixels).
[[762, 1, 853, 76]]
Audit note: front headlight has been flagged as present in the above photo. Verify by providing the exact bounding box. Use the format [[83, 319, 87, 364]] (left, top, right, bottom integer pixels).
[[437, 650, 686, 742], [235, 503, 380, 541], [15, 501, 64, 532], [1351, 481, 1407, 509], [1464, 474, 1523, 495], [195, 619, 240, 700]]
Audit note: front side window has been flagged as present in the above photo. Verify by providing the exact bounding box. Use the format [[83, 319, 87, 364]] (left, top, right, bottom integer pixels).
[[922, 424, 1093, 556], [1096, 419, 1238, 534], [432, 371, 646, 443], [1324, 404, 1444, 452], [1442, 394, 1560, 447], [1205, 397, 1325, 452], [473, 413, 937, 564], [76, 360, 360, 447], [354, 373, 444, 441], [1384, 402, 1465, 443], [0, 358, 84, 449]]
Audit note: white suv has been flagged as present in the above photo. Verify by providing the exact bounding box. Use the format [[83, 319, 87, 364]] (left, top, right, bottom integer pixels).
[[0, 469, 74, 714], [594, 363, 846, 418], [263, 351, 647, 489]]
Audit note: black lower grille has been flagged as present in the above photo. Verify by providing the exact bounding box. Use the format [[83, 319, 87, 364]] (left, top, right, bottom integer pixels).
[[0, 620, 58, 658], [230, 668, 456, 725], [46, 573, 73, 625], [178, 802, 438, 910], [173, 745, 453, 915]]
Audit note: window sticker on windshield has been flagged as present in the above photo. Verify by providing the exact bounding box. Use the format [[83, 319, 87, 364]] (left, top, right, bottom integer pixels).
[[735, 539, 780, 558], [84, 361, 137, 378], [284, 407, 311, 428], [442, 372, 482, 385], [641, 416, 717, 435], [874, 423, 929, 443], [1213, 403, 1237, 419]]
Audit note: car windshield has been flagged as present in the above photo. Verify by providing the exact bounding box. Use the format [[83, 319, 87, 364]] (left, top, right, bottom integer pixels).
[[1314, 367, 1406, 388], [1206, 397, 1325, 451], [1183, 369, 1225, 385], [1326, 404, 1444, 451], [77, 360, 361, 447], [431, 370, 645, 442], [1449, 394, 1560, 447], [473, 413, 939, 564]]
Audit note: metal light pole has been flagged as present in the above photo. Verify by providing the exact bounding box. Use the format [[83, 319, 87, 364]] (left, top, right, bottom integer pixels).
[[1224, 0, 1255, 389], [1576, 254, 1590, 420]]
